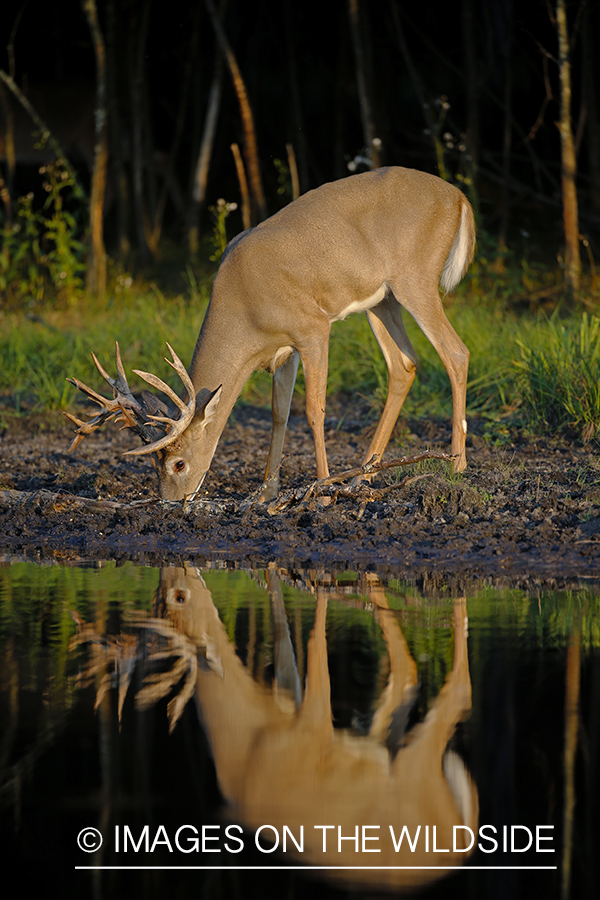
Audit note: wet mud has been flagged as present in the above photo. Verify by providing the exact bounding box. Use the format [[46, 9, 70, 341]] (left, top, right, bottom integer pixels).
[[1, 407, 599, 585]]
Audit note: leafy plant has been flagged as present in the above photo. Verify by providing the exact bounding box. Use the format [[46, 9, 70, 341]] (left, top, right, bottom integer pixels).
[[0, 161, 86, 305], [208, 198, 238, 263]]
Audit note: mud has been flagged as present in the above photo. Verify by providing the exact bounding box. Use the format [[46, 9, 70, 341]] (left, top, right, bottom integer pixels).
[[1, 406, 599, 585]]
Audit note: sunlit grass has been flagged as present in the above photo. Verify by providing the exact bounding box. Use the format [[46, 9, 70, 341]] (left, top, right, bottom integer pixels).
[[0, 284, 210, 411], [1, 251, 600, 445]]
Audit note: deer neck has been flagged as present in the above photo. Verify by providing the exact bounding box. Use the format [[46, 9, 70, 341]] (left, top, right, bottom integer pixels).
[[185, 306, 259, 463]]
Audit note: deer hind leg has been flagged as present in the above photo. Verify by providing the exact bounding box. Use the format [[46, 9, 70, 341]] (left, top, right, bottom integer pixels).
[[261, 349, 299, 501], [392, 284, 469, 472], [356, 294, 419, 480]]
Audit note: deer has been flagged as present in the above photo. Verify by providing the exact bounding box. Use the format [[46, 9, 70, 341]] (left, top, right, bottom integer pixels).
[[66, 166, 475, 502], [131, 565, 478, 891]]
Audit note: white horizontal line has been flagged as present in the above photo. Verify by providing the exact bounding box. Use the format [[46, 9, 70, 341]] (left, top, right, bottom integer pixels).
[[75, 866, 558, 871]]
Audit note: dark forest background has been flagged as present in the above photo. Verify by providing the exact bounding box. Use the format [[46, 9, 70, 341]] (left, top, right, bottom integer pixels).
[[1, 0, 600, 296]]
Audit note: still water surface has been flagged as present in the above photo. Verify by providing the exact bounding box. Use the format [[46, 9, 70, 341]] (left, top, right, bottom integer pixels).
[[0, 560, 598, 898]]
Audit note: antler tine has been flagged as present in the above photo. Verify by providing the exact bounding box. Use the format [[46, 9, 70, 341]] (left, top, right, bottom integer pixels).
[[66, 345, 163, 451], [132, 344, 194, 414], [64, 408, 118, 451], [125, 344, 196, 457], [64, 378, 120, 452], [91, 342, 143, 413], [164, 343, 195, 403]]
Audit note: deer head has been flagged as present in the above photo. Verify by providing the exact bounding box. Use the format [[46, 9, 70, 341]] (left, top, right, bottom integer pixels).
[[65, 343, 222, 500]]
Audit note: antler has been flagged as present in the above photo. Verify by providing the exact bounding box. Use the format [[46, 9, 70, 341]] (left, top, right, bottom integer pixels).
[[65, 342, 195, 455], [125, 343, 196, 456]]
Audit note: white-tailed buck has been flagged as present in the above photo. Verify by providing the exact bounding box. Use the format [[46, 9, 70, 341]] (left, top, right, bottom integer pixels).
[[137, 566, 478, 890], [67, 167, 475, 500]]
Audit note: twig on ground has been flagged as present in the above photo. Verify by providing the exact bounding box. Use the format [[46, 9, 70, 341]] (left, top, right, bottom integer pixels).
[[0, 450, 452, 518], [265, 450, 453, 514]]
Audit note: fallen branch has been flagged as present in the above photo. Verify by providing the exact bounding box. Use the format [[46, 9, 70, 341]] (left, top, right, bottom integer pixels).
[[0, 450, 452, 519], [264, 450, 453, 514], [0, 488, 125, 512]]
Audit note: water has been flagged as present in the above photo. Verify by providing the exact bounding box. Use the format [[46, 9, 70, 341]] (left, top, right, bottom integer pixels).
[[0, 559, 598, 899]]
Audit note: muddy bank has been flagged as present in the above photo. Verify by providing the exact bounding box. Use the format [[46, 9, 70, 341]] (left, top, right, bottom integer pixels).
[[1, 407, 599, 585]]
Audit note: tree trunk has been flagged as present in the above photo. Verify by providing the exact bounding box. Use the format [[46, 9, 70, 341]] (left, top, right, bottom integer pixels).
[[0, 81, 15, 221], [284, 0, 309, 193], [204, 0, 267, 223], [82, 0, 108, 299], [189, 41, 224, 253], [230, 142, 251, 230], [556, 0, 581, 297], [348, 0, 381, 168]]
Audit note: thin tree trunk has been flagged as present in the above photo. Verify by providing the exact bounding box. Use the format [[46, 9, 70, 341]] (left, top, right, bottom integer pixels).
[[0, 82, 15, 221], [284, 0, 309, 193], [230, 142, 251, 230], [348, 0, 381, 168], [204, 0, 267, 222], [561, 630, 580, 900], [556, 0, 581, 297], [82, 0, 108, 299], [0, 6, 27, 219], [189, 45, 224, 253], [286, 143, 300, 200]]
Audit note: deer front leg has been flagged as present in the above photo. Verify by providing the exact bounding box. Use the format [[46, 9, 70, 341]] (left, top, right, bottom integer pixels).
[[301, 336, 331, 480], [260, 350, 300, 502]]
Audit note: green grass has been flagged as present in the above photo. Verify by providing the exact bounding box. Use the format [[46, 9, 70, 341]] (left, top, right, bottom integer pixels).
[[1, 251, 600, 446], [0, 285, 210, 411], [514, 311, 600, 440]]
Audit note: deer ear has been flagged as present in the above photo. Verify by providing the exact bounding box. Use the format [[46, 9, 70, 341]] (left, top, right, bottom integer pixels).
[[195, 385, 223, 429]]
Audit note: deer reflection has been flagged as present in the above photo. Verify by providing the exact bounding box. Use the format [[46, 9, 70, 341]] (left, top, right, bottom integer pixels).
[[148, 565, 478, 891]]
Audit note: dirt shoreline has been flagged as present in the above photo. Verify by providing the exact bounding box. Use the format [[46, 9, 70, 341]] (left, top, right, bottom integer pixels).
[[1, 407, 599, 587]]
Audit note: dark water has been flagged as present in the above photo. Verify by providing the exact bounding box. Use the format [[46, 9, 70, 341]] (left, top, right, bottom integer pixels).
[[0, 560, 598, 899]]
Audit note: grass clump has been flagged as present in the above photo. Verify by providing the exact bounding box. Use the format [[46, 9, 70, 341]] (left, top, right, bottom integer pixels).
[[514, 311, 600, 441]]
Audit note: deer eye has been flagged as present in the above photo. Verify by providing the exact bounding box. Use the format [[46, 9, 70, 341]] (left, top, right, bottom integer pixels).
[[174, 459, 186, 472]]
